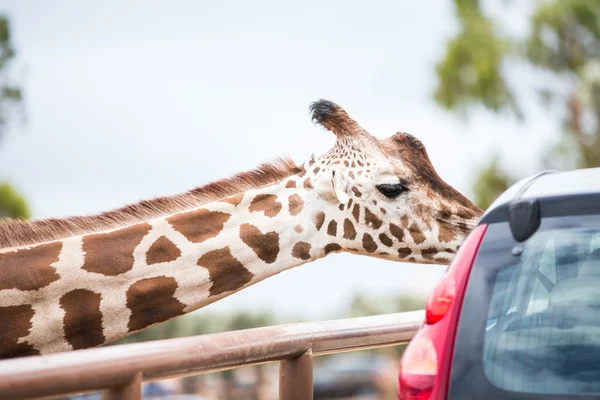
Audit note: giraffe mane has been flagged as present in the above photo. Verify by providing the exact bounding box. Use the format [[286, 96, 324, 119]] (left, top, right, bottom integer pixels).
[[0, 157, 302, 249]]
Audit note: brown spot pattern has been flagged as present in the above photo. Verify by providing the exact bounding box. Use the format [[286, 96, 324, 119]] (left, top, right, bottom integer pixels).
[[362, 233, 378, 253], [401, 215, 409, 228], [288, 194, 304, 217], [389, 223, 404, 242], [168, 209, 230, 244], [457, 208, 478, 220], [146, 236, 181, 265], [0, 241, 61, 291], [314, 212, 326, 230], [198, 247, 254, 296], [338, 204, 345, 211], [352, 204, 360, 222], [239, 224, 280, 264], [438, 224, 456, 243], [327, 220, 337, 237], [364, 208, 383, 229], [379, 233, 393, 247], [303, 178, 313, 189], [324, 243, 342, 254], [126, 276, 186, 332], [221, 193, 244, 207], [343, 219, 357, 240], [249, 194, 282, 218], [409, 223, 426, 244], [285, 180, 297, 188], [352, 187, 362, 197], [0, 305, 37, 359], [60, 289, 105, 350], [294, 224, 303, 233], [421, 248, 437, 260], [82, 223, 151, 276], [313, 167, 321, 174], [221, 193, 244, 206], [348, 171, 356, 180], [292, 242, 312, 260], [398, 248, 412, 258]]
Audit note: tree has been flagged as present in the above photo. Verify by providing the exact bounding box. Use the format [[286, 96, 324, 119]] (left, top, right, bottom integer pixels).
[[435, 0, 600, 209], [0, 16, 28, 220], [0, 183, 30, 219], [0, 16, 24, 140]]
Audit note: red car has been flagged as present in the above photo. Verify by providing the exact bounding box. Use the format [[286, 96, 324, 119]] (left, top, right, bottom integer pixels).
[[398, 168, 600, 399]]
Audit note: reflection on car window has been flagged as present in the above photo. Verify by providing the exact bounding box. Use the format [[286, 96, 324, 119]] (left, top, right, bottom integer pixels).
[[526, 238, 556, 314], [484, 227, 600, 395]]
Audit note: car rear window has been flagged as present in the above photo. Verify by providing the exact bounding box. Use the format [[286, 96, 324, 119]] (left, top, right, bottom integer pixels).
[[450, 214, 600, 400]]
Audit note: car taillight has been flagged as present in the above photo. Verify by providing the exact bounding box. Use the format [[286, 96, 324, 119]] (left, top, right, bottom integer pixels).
[[398, 224, 487, 400], [399, 333, 437, 400], [425, 274, 456, 324]]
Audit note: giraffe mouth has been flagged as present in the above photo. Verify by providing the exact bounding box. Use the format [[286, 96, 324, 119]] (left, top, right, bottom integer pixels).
[[435, 218, 476, 234]]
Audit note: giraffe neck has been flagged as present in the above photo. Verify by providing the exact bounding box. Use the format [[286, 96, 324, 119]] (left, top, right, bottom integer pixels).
[[0, 172, 333, 357]]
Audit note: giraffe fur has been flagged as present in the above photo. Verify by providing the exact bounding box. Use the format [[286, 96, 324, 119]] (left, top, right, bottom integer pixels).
[[0, 99, 482, 358]]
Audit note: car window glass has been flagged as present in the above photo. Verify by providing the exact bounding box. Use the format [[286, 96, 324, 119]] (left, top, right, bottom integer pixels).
[[483, 227, 600, 396], [527, 238, 556, 314]]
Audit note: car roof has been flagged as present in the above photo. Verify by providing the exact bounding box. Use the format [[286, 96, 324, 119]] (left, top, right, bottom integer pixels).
[[483, 167, 600, 218]]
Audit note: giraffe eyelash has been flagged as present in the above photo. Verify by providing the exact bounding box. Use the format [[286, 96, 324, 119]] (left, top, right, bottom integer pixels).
[[376, 183, 407, 198]]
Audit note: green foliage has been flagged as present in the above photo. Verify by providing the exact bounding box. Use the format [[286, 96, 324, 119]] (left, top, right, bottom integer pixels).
[[0, 16, 28, 220], [0, 16, 24, 139], [472, 156, 512, 210], [435, 1, 600, 205], [435, 0, 518, 116], [0, 183, 30, 219], [113, 309, 275, 345], [527, 0, 600, 73], [227, 310, 275, 331]]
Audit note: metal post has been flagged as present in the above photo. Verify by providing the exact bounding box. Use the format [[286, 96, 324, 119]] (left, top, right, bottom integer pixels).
[[101, 372, 142, 400], [279, 349, 313, 400]]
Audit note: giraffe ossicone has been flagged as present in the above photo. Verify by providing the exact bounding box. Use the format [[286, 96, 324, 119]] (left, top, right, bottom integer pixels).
[[0, 99, 482, 358]]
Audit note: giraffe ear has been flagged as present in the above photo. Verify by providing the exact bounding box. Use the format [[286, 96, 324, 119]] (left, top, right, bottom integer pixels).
[[313, 166, 349, 204], [330, 167, 350, 204]]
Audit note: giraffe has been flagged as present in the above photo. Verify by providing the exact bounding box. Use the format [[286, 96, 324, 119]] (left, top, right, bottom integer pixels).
[[0, 99, 482, 359]]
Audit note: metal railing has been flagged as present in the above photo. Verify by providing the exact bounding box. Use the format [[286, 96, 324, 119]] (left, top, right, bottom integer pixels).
[[0, 310, 424, 400]]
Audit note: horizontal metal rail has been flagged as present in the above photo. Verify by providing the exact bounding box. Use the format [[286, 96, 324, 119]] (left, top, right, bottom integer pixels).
[[0, 310, 424, 400]]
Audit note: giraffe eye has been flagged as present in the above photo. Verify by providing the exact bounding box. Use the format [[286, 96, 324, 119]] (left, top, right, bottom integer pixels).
[[376, 183, 406, 198]]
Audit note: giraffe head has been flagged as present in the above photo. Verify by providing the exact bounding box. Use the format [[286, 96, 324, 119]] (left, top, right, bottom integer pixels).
[[306, 100, 482, 264]]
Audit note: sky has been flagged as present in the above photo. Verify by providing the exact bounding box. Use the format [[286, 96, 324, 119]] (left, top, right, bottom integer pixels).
[[0, 1, 557, 319]]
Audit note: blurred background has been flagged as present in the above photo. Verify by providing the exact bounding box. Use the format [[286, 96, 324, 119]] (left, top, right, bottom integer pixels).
[[0, 0, 598, 398]]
